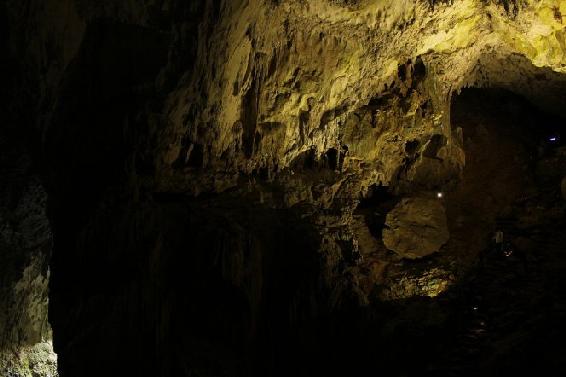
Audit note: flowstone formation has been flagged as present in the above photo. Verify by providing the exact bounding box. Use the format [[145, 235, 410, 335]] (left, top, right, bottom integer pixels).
[[3, 0, 566, 376]]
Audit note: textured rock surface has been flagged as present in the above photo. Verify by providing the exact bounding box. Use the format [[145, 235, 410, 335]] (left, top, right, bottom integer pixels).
[[0, 341, 58, 377], [0, 149, 55, 376], [383, 197, 449, 259], [0, 179, 52, 347], [380, 266, 455, 299], [1, 4, 56, 374], [2, 0, 566, 376]]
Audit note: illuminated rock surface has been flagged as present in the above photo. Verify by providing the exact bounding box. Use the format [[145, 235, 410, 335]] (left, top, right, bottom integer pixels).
[[2, 0, 566, 376], [0, 342, 58, 377], [383, 197, 450, 259], [0, 133, 55, 376]]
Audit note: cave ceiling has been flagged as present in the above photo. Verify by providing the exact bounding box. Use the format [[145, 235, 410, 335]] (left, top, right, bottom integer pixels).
[[3, 0, 566, 375]]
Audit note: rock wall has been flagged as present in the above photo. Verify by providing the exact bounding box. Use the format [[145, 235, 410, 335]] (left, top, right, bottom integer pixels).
[[3, 0, 566, 376], [0, 131, 56, 376], [1, 3, 57, 373]]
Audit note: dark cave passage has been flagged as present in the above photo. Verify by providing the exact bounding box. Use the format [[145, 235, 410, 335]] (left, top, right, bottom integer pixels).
[[48, 194, 332, 377], [45, 87, 566, 377], [355, 184, 399, 240], [446, 88, 548, 263], [421, 87, 566, 376]]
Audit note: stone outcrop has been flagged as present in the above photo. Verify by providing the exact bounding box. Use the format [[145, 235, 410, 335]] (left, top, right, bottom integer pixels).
[[0, 341, 58, 377], [383, 197, 450, 259], [380, 266, 455, 300], [0, 140, 55, 375]]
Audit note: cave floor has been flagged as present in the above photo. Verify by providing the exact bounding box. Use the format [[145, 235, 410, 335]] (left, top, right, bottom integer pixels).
[[329, 90, 566, 377], [421, 92, 566, 376], [426, 203, 566, 376]]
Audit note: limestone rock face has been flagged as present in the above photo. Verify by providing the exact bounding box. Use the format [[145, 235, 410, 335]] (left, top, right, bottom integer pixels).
[[380, 266, 455, 300], [383, 197, 449, 259], [3, 0, 566, 375], [0, 140, 55, 376], [0, 166, 52, 349]]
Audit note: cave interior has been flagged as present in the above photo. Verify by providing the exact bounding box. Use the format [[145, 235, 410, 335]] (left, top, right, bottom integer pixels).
[[1, 1, 566, 376]]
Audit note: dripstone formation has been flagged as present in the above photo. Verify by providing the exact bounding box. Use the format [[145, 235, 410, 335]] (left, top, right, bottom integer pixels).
[[2, 0, 566, 376]]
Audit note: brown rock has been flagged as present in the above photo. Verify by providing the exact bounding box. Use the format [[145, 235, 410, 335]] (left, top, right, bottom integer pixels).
[[383, 197, 449, 259]]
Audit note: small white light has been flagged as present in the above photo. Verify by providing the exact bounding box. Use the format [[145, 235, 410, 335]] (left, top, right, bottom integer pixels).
[[549, 137, 557, 142], [473, 306, 478, 311], [437, 192, 443, 199]]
